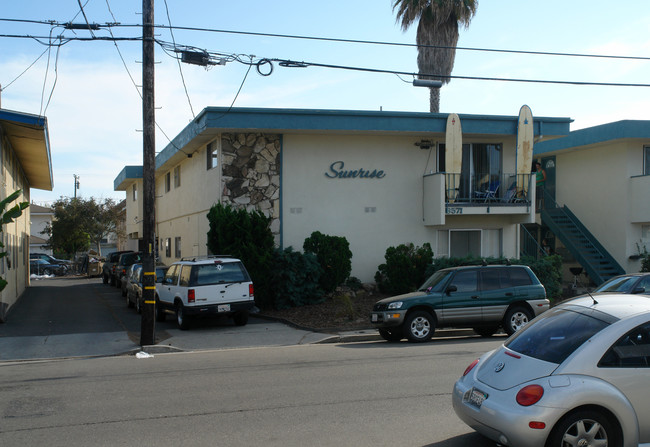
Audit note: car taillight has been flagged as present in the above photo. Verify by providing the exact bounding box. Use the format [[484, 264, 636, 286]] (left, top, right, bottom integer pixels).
[[516, 385, 544, 406], [463, 359, 479, 377], [188, 289, 195, 303], [249, 284, 254, 297]]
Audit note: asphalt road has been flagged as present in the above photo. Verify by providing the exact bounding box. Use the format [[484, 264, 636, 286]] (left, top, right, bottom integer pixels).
[[0, 276, 343, 361], [0, 337, 503, 446]]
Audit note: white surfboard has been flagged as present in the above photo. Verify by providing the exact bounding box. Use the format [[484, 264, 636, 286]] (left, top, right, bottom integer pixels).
[[516, 105, 534, 196], [445, 113, 462, 203]]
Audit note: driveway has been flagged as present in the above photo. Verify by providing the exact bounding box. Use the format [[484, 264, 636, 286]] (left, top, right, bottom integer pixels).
[[0, 276, 343, 362]]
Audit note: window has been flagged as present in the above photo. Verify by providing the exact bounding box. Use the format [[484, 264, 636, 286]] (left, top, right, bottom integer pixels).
[[645, 146, 650, 175], [450, 270, 478, 293], [506, 307, 612, 364], [175, 237, 181, 258], [600, 322, 650, 368], [165, 264, 180, 285], [132, 184, 137, 201], [174, 166, 181, 188], [165, 238, 171, 257], [179, 265, 191, 287], [450, 230, 481, 257], [165, 172, 171, 192], [207, 142, 218, 170]]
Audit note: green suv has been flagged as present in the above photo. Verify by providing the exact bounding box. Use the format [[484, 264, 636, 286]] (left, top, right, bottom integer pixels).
[[370, 265, 548, 342]]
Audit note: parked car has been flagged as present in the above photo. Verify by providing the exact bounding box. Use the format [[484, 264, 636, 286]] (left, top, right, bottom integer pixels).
[[370, 264, 548, 342], [30, 253, 71, 273], [591, 272, 650, 295], [453, 293, 650, 447], [121, 263, 141, 297], [29, 258, 66, 276], [102, 250, 134, 286], [155, 255, 254, 330], [114, 252, 142, 289], [127, 264, 169, 314]]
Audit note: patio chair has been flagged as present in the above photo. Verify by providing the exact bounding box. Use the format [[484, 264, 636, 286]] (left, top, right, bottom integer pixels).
[[474, 180, 499, 202]]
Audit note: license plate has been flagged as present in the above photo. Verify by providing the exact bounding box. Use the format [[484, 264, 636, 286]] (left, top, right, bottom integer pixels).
[[218, 304, 231, 312], [464, 388, 488, 408], [371, 314, 378, 322]]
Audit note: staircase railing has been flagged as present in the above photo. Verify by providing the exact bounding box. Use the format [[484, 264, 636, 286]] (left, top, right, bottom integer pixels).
[[540, 190, 624, 285]]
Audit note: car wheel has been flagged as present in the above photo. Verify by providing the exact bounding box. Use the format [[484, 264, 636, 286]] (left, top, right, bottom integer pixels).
[[155, 298, 166, 322], [233, 311, 249, 326], [43, 268, 52, 276], [121, 286, 127, 297], [103, 273, 108, 284], [404, 311, 435, 343], [473, 326, 498, 337], [110, 276, 115, 286], [503, 306, 533, 335], [126, 294, 134, 308], [379, 327, 403, 342], [176, 303, 190, 330], [546, 409, 622, 447]]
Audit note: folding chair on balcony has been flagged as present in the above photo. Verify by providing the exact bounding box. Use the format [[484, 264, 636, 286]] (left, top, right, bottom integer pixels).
[[474, 180, 499, 202]]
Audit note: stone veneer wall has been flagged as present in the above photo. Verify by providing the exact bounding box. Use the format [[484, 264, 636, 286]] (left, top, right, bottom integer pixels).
[[220, 133, 281, 241]]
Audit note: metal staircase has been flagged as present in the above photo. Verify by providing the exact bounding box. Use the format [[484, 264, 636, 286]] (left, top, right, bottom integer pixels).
[[540, 193, 625, 285]]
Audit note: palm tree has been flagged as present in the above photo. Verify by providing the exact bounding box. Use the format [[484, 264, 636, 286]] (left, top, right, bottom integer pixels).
[[393, 0, 478, 113]]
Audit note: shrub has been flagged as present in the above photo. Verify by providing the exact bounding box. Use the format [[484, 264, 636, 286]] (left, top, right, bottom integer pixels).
[[206, 203, 275, 308], [269, 247, 324, 309], [375, 243, 434, 295], [303, 231, 352, 294]]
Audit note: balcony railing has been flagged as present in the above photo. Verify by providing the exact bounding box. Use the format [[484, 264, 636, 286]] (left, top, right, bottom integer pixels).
[[445, 172, 532, 205]]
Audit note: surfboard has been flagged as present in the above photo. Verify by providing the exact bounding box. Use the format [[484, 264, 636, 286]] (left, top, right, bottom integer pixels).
[[516, 105, 534, 196], [445, 113, 462, 203]]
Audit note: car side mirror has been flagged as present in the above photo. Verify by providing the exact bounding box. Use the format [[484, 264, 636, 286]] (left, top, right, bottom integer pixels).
[[446, 285, 457, 295], [632, 287, 646, 294]]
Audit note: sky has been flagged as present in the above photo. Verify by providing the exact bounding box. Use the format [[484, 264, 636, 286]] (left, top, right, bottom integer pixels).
[[2, 1, 650, 206]]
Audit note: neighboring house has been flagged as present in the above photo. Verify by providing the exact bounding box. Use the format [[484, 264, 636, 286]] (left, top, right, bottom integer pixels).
[[0, 108, 53, 322], [114, 106, 571, 282], [29, 203, 53, 255], [531, 120, 650, 287]]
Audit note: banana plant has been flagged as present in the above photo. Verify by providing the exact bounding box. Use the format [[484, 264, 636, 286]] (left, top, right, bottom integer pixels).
[[0, 190, 29, 292]]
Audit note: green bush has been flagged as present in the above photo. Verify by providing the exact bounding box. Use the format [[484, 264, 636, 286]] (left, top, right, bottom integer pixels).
[[642, 255, 650, 273], [303, 231, 352, 294], [425, 255, 563, 302], [375, 243, 434, 295], [206, 203, 275, 308], [269, 247, 324, 309]]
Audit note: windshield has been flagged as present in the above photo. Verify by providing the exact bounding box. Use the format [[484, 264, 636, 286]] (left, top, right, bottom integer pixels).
[[418, 270, 453, 293], [505, 306, 614, 364], [592, 275, 638, 293]]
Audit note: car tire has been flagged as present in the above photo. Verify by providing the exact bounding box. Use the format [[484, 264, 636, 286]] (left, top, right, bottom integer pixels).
[[403, 311, 435, 343], [121, 286, 127, 297], [473, 326, 498, 337], [503, 306, 533, 336], [546, 409, 622, 447], [379, 327, 403, 342], [43, 268, 52, 276], [155, 298, 166, 322], [126, 294, 134, 308], [110, 276, 115, 287], [233, 311, 249, 326], [103, 273, 108, 284], [176, 303, 190, 330]]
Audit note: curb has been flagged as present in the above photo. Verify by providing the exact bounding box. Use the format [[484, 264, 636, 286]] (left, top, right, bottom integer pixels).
[[316, 328, 479, 344]]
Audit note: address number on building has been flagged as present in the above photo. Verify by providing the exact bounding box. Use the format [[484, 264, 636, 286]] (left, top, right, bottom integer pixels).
[[446, 207, 463, 215]]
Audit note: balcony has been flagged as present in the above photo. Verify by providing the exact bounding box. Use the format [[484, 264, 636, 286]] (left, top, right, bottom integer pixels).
[[423, 172, 534, 226]]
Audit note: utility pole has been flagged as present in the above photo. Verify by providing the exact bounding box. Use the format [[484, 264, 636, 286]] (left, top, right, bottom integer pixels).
[[73, 174, 80, 198], [140, 0, 156, 346]]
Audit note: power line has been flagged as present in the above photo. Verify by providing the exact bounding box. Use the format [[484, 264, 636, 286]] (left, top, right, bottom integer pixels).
[[2, 17, 650, 62]]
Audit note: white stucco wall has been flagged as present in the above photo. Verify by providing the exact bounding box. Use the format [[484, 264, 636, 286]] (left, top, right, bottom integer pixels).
[[553, 139, 649, 273], [282, 133, 523, 282]]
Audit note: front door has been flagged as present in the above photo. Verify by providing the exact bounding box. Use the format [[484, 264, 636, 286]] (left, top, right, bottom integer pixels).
[[441, 269, 482, 324], [540, 156, 556, 208]]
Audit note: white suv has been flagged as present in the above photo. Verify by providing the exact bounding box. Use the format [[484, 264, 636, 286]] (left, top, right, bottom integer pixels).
[[155, 255, 255, 330]]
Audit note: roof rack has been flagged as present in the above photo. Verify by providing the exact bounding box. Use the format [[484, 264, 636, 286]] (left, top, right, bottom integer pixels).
[[179, 255, 234, 262]]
